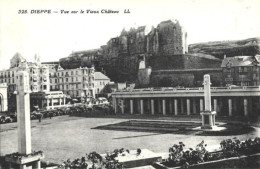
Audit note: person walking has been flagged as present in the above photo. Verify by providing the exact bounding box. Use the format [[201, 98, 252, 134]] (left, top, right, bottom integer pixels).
[[38, 114, 42, 123]]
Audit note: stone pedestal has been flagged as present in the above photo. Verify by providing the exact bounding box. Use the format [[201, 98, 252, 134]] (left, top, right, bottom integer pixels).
[[5, 152, 44, 169], [200, 111, 216, 129]]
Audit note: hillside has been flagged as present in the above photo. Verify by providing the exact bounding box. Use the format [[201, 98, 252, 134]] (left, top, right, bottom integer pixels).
[[188, 37, 260, 59]]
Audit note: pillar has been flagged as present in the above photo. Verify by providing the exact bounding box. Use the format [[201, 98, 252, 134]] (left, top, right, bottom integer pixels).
[[121, 99, 124, 114], [162, 99, 166, 115], [47, 99, 50, 109], [244, 98, 248, 116], [192, 98, 196, 114], [213, 99, 217, 115], [130, 99, 133, 115], [151, 99, 154, 115], [17, 71, 32, 154], [59, 98, 62, 106], [63, 97, 66, 105], [186, 99, 190, 115], [140, 99, 144, 115], [228, 98, 232, 116], [113, 98, 117, 114], [174, 99, 178, 116], [41, 100, 44, 109], [181, 98, 184, 114], [200, 99, 203, 111]]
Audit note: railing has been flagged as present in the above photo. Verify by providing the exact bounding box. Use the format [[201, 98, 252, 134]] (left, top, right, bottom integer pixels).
[[114, 86, 260, 93]]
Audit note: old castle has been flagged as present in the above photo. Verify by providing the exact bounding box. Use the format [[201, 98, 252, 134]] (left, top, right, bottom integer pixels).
[[60, 19, 191, 82]]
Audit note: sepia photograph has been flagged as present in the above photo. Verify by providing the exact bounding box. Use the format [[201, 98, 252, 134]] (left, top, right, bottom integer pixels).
[[0, 0, 260, 168]]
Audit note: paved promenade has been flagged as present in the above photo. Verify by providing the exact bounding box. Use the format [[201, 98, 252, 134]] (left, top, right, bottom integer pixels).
[[0, 115, 259, 163]]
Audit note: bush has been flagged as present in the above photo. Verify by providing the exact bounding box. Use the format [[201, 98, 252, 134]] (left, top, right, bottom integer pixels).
[[165, 137, 260, 168]]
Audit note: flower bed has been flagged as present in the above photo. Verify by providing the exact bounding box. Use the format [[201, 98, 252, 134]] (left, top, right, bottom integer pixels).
[[162, 137, 260, 168]]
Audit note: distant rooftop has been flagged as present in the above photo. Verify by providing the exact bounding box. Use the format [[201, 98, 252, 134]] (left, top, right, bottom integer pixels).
[[94, 72, 110, 80]]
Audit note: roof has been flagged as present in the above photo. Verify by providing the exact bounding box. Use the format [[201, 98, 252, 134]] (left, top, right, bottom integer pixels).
[[221, 55, 260, 67], [94, 72, 110, 80]]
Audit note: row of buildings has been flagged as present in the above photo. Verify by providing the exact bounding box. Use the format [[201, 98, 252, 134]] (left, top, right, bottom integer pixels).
[[0, 54, 111, 112]]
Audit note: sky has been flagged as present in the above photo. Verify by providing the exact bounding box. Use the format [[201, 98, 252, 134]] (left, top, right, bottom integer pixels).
[[0, 0, 260, 69]]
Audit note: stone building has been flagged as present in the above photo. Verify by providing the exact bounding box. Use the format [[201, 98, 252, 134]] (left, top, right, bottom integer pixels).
[[59, 19, 189, 83], [94, 72, 111, 96], [0, 54, 50, 111], [49, 65, 96, 100], [221, 55, 260, 86], [148, 20, 188, 55]]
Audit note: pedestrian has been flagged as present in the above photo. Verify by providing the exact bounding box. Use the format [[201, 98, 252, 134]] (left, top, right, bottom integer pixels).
[[38, 114, 42, 123]]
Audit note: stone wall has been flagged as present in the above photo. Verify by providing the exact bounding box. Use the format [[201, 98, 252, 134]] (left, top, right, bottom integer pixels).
[[151, 69, 222, 87]]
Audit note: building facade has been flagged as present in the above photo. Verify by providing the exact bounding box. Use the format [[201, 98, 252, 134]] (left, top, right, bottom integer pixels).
[[221, 55, 260, 86], [94, 72, 111, 96], [0, 55, 50, 94], [112, 86, 260, 117], [49, 65, 96, 100]]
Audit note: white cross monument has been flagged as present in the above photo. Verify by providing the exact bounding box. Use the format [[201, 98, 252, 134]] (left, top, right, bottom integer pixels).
[[200, 74, 216, 129], [5, 71, 44, 169]]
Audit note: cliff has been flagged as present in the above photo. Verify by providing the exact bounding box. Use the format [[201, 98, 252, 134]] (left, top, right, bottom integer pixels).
[[188, 37, 260, 59]]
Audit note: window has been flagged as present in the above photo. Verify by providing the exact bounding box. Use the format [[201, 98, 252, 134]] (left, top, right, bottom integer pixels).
[[43, 85, 47, 90], [66, 78, 68, 82], [244, 67, 247, 72], [71, 77, 74, 82], [239, 67, 242, 72], [50, 79, 52, 83], [76, 77, 78, 81], [71, 71, 73, 75]]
